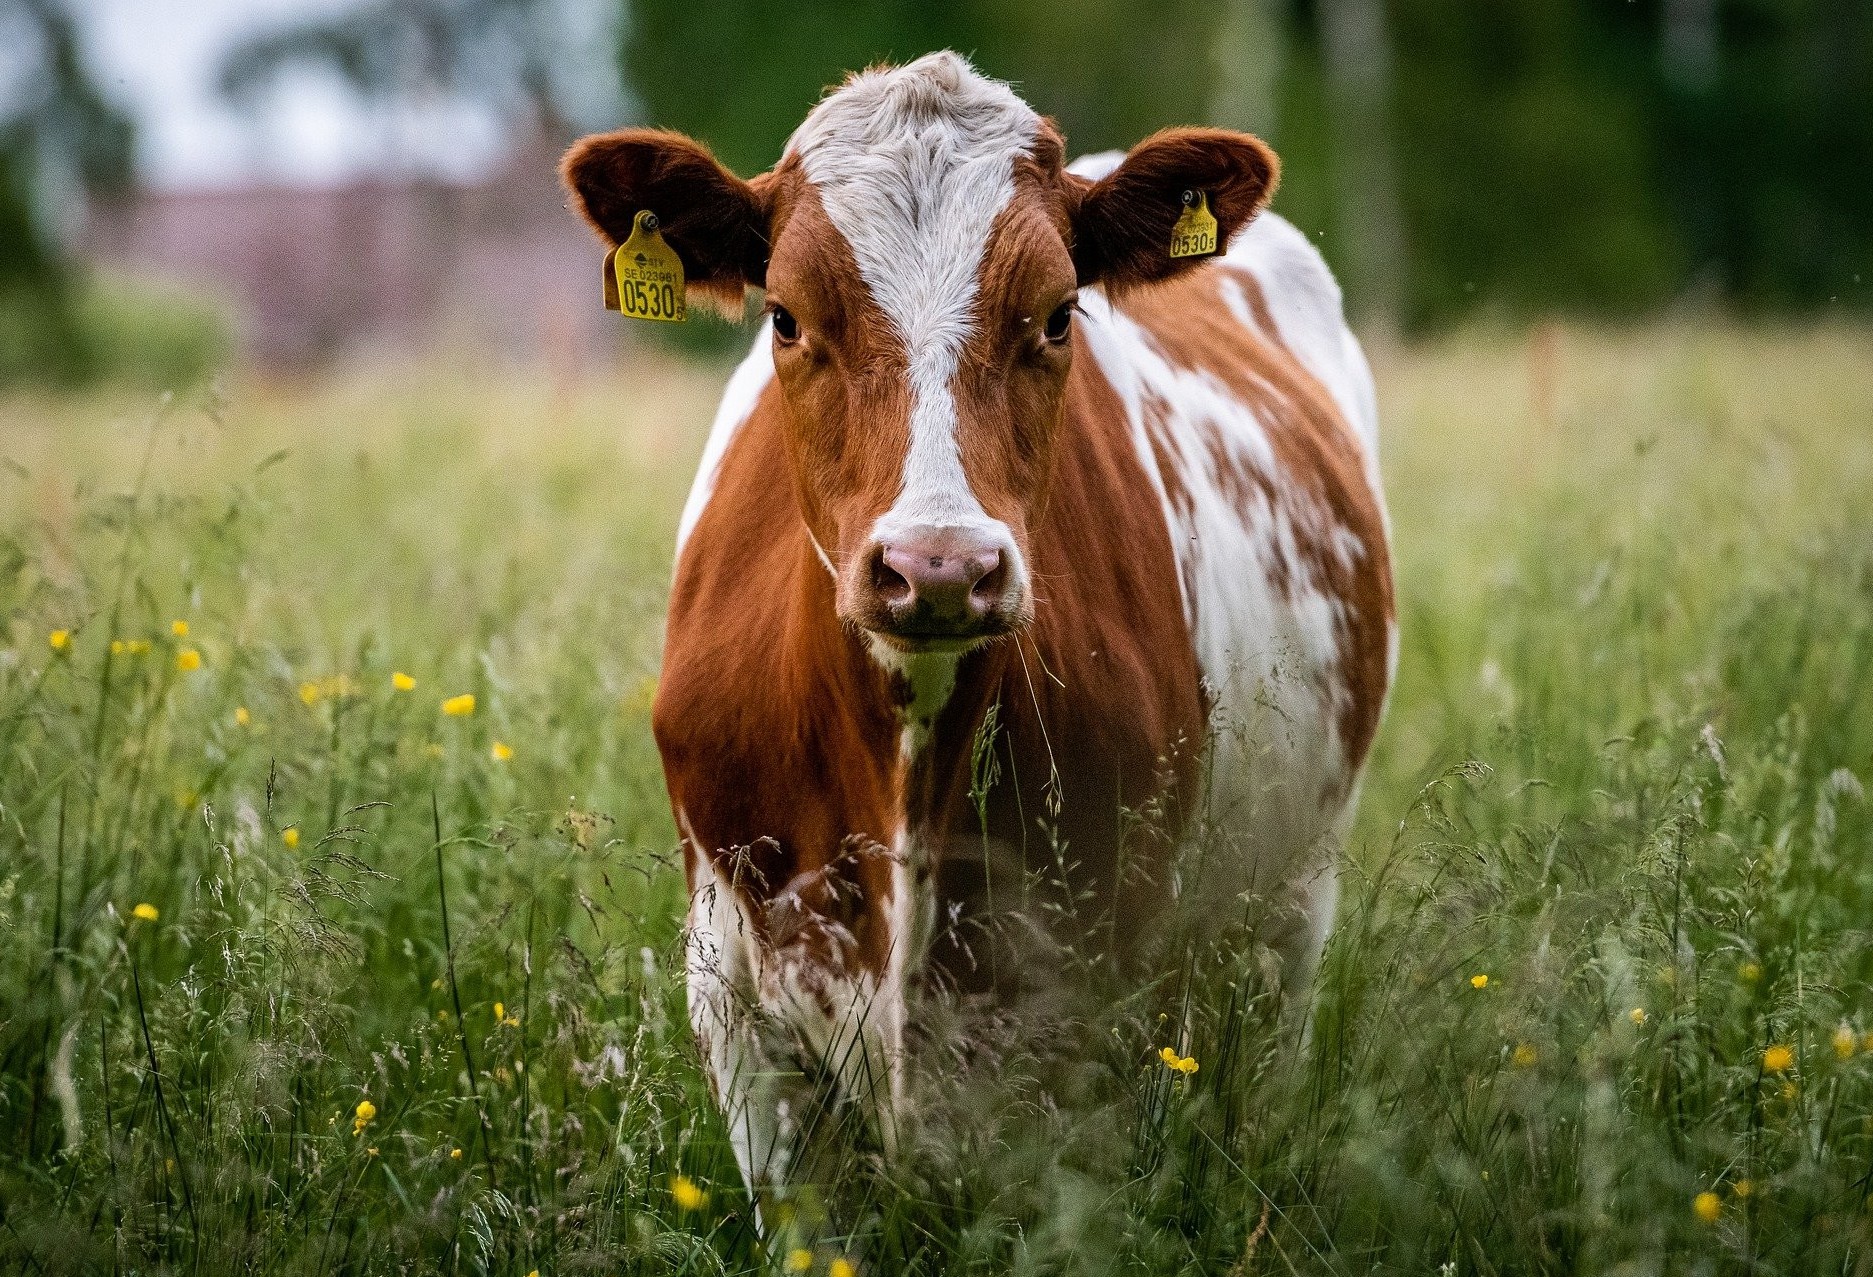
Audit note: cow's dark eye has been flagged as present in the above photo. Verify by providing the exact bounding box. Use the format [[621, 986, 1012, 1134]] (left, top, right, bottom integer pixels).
[[771, 306, 800, 344], [1043, 301, 1075, 344]]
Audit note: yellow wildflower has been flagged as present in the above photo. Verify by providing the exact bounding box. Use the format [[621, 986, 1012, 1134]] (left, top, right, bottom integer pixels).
[[299, 681, 322, 706], [1694, 1191, 1722, 1223], [392, 670, 416, 691], [1739, 961, 1762, 983], [670, 1174, 707, 1211], [786, 1249, 815, 1273], [1157, 1045, 1198, 1075], [353, 1099, 376, 1134], [171, 619, 189, 638], [131, 902, 159, 922], [1629, 1007, 1647, 1026], [1833, 1024, 1856, 1059], [175, 648, 202, 672], [1733, 1179, 1754, 1199], [365, 1146, 378, 1158], [128, 638, 149, 654], [234, 706, 251, 727], [49, 629, 70, 651], [441, 693, 476, 717], [1511, 1042, 1538, 1068], [1470, 973, 1489, 989], [1762, 1044, 1795, 1074], [450, 1147, 463, 1160], [493, 1002, 506, 1022], [282, 827, 299, 849], [111, 639, 125, 655], [491, 741, 513, 762], [829, 1259, 857, 1277]]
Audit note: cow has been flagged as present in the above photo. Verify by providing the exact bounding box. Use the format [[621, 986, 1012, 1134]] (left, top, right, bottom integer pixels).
[[561, 51, 1395, 1205]]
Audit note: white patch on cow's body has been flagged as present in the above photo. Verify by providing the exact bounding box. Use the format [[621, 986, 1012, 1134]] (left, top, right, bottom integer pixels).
[[676, 319, 775, 556], [1065, 149, 1126, 181], [1078, 208, 1390, 925], [1222, 214, 1385, 489], [865, 637, 962, 759], [787, 52, 1034, 591]]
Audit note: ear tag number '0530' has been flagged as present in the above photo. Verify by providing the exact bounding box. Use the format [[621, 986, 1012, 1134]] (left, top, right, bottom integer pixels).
[[1169, 189, 1219, 260], [603, 210, 686, 322]]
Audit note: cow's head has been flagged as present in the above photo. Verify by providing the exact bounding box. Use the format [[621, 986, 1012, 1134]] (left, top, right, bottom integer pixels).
[[564, 52, 1276, 652]]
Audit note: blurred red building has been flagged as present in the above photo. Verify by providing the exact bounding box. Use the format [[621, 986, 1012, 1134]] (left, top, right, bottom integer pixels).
[[83, 140, 612, 370]]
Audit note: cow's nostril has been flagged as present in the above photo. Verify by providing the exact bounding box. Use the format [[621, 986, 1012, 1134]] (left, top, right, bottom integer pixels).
[[872, 550, 912, 606], [971, 557, 1009, 607]]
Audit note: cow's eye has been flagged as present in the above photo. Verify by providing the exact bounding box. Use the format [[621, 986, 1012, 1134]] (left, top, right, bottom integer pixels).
[[771, 306, 801, 344], [1043, 301, 1075, 344]]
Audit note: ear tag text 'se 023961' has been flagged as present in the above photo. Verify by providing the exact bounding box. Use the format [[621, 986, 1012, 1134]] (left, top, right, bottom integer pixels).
[[603, 211, 686, 322], [1169, 189, 1219, 260]]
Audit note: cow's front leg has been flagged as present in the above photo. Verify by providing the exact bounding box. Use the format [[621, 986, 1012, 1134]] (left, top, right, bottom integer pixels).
[[685, 851, 909, 1216], [684, 856, 812, 1213]]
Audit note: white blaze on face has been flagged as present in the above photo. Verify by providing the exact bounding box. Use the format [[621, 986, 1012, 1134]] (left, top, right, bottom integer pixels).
[[786, 51, 1036, 562]]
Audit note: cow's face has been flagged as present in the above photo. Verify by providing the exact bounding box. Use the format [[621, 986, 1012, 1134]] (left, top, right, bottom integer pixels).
[[564, 54, 1276, 653]]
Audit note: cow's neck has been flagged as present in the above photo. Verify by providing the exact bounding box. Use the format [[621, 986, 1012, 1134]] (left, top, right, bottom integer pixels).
[[790, 538, 999, 846]]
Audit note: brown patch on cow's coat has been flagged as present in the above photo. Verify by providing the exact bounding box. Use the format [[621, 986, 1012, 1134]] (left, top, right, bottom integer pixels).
[[1111, 264, 1394, 774]]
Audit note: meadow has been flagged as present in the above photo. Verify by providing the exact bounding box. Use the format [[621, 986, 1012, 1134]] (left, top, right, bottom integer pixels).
[[1, 321, 1871, 1275]]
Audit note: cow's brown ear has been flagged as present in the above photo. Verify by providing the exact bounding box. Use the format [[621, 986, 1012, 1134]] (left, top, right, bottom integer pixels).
[[1068, 128, 1279, 292], [560, 129, 772, 310]]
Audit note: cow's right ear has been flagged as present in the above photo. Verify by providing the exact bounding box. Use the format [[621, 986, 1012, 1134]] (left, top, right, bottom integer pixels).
[[560, 129, 772, 308]]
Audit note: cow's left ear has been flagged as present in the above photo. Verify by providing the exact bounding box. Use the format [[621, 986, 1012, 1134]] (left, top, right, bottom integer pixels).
[[560, 128, 774, 309], [1068, 128, 1279, 291]]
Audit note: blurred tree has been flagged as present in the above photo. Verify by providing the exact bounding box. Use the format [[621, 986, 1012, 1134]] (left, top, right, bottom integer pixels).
[[1316, 0, 1405, 330], [0, 0, 136, 382], [219, 0, 628, 151], [217, 0, 1873, 331], [1282, 0, 1872, 327], [622, 0, 1218, 176]]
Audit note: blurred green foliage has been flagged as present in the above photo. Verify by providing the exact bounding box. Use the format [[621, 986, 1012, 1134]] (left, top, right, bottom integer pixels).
[[625, 0, 1873, 328], [0, 0, 226, 387]]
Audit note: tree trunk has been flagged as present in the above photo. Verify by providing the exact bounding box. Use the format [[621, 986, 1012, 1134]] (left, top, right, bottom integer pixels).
[[1317, 0, 1405, 335]]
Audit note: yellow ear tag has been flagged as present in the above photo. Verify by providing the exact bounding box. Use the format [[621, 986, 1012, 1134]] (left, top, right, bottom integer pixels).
[[1169, 189, 1219, 259], [604, 210, 686, 322]]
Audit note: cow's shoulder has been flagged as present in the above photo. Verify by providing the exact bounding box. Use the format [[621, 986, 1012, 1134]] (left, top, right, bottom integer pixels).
[[1222, 211, 1378, 458]]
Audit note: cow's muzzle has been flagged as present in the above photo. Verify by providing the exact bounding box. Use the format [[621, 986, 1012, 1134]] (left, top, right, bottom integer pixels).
[[844, 524, 1027, 646]]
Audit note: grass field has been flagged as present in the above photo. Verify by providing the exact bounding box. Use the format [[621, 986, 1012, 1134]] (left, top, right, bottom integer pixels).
[[2, 322, 1872, 1275]]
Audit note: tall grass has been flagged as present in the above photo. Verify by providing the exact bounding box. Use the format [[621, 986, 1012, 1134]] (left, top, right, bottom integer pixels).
[[1, 324, 1870, 1274]]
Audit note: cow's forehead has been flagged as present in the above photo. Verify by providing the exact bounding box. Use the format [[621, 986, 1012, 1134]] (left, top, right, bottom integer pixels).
[[783, 52, 1042, 329], [785, 51, 1040, 189]]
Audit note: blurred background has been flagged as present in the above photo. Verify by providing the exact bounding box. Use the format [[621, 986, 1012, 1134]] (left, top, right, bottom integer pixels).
[[1, 0, 1869, 386]]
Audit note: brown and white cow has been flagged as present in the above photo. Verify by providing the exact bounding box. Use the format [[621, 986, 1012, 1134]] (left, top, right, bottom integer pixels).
[[562, 52, 1394, 1200]]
